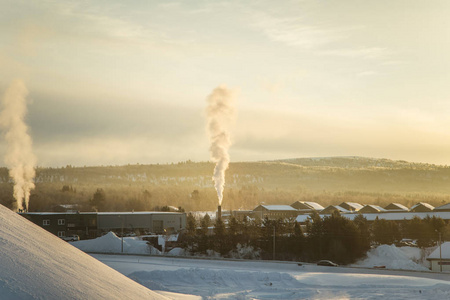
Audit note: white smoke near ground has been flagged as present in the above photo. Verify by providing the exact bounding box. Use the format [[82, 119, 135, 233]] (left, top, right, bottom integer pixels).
[[0, 80, 36, 211], [206, 86, 236, 206]]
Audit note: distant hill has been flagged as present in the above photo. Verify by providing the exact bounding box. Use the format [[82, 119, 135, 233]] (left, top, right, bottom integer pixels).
[[1, 157, 450, 212]]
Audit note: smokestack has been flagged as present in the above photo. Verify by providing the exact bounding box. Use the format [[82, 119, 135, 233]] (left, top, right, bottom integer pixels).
[[217, 205, 222, 220], [205, 85, 236, 206], [0, 80, 36, 211]]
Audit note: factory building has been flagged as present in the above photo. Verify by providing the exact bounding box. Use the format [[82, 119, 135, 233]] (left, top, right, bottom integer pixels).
[[20, 211, 186, 239]]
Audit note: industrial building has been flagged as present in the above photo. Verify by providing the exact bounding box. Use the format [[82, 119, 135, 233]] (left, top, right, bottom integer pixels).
[[20, 211, 186, 240]]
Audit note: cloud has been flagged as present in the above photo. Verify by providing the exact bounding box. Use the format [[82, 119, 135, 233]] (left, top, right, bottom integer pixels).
[[231, 107, 450, 165], [251, 12, 345, 49], [319, 47, 389, 59], [20, 92, 208, 166]]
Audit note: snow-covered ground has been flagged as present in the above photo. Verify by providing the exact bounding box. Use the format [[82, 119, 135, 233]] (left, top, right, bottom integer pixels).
[[4, 207, 450, 300], [93, 254, 450, 299], [351, 244, 432, 271], [0, 204, 165, 299], [71, 233, 450, 299]]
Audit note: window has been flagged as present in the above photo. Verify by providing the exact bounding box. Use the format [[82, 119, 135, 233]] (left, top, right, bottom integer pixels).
[[57, 231, 65, 237], [58, 219, 65, 225], [43, 219, 50, 226]]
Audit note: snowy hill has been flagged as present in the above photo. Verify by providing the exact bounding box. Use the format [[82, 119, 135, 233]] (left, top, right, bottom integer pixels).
[[0, 204, 165, 299]]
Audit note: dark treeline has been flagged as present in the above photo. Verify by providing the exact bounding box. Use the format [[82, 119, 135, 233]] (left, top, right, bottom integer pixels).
[[180, 212, 448, 264]]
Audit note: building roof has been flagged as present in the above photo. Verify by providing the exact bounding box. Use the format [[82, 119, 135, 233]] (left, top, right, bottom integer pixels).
[[339, 202, 364, 211], [384, 203, 409, 211], [303, 202, 325, 210], [320, 205, 350, 214], [435, 203, 450, 211], [258, 205, 298, 211], [296, 211, 450, 223], [428, 242, 450, 260], [361, 205, 387, 212], [410, 202, 434, 211], [97, 211, 185, 215]]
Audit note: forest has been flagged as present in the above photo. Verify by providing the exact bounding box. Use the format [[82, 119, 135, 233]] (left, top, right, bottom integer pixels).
[[181, 212, 449, 264], [2, 157, 450, 212]]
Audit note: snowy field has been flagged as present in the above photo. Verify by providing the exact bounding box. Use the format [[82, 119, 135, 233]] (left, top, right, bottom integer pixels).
[[93, 254, 450, 299], [69, 231, 450, 299]]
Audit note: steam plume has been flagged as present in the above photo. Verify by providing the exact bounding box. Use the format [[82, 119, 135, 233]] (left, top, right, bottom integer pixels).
[[206, 85, 235, 205], [0, 80, 36, 211]]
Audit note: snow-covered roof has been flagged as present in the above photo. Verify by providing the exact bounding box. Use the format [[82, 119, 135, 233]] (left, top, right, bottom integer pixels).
[[303, 201, 324, 210], [428, 242, 450, 260], [362, 205, 386, 212], [260, 205, 297, 211], [435, 203, 450, 211], [345, 202, 364, 210], [296, 211, 450, 223], [410, 202, 434, 211], [384, 203, 409, 211], [98, 211, 185, 215], [320, 205, 350, 214], [23, 212, 97, 215]]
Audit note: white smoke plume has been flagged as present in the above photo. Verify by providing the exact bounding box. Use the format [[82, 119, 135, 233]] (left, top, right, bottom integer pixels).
[[0, 80, 36, 211], [206, 85, 236, 205]]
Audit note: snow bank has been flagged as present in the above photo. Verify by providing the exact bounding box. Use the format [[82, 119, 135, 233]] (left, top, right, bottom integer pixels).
[[353, 244, 430, 271], [167, 247, 186, 256], [72, 232, 161, 255], [0, 205, 164, 299]]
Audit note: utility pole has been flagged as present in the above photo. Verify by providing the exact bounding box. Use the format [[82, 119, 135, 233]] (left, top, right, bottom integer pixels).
[[118, 215, 124, 253], [273, 226, 276, 260], [439, 231, 442, 272]]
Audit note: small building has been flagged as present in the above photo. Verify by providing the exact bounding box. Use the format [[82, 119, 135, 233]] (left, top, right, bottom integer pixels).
[[427, 242, 450, 272], [320, 205, 350, 215], [434, 203, 450, 212], [359, 205, 387, 214], [253, 205, 299, 220], [338, 202, 364, 212], [384, 203, 409, 212], [290, 201, 324, 214], [410, 202, 434, 212]]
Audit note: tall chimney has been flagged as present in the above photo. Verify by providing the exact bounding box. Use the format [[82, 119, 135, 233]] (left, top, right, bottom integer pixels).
[[217, 205, 222, 220]]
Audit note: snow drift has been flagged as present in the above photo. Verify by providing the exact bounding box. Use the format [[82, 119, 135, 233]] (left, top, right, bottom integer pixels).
[[71, 232, 161, 255], [0, 204, 165, 299], [352, 244, 430, 271]]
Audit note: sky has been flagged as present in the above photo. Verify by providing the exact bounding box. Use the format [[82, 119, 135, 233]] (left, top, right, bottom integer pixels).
[[1, 0, 450, 167]]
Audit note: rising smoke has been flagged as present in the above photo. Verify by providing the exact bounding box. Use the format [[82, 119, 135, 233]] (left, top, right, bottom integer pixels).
[[0, 80, 36, 211], [206, 86, 236, 205]]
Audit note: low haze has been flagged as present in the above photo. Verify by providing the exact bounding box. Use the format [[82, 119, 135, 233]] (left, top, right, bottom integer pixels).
[[1, 0, 450, 167]]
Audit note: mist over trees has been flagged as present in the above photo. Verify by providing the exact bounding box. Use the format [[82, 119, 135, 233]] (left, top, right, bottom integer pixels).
[[2, 157, 450, 212]]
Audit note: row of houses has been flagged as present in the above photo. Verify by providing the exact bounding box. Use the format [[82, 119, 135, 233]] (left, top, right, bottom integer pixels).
[[229, 201, 450, 223], [20, 211, 187, 240]]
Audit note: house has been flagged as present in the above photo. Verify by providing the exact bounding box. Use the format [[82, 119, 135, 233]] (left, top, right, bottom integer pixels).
[[434, 203, 450, 212], [338, 202, 364, 212], [320, 205, 350, 215], [410, 202, 434, 212], [359, 205, 387, 214], [290, 201, 324, 213], [427, 242, 450, 272], [384, 203, 409, 212], [253, 205, 299, 220]]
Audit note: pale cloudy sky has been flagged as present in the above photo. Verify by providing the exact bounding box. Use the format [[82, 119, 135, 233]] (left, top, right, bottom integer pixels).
[[1, 0, 450, 167]]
